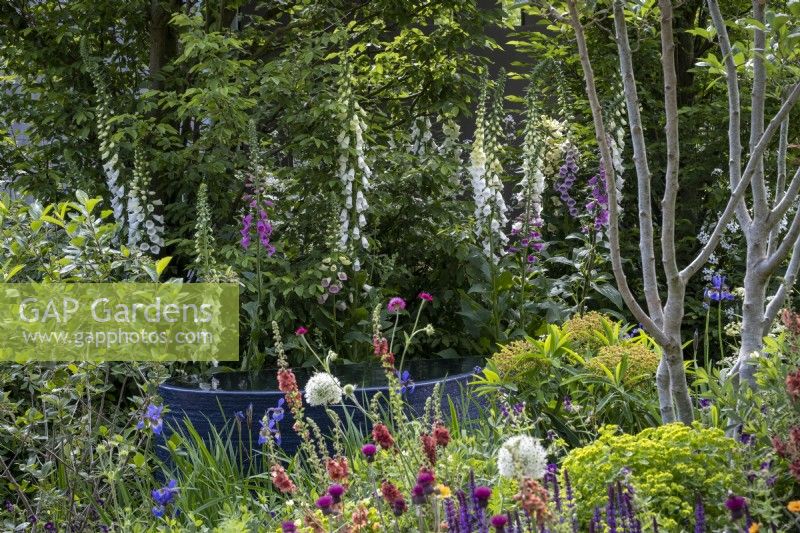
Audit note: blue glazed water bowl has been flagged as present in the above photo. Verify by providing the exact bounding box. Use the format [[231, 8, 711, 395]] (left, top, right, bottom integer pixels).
[[158, 356, 484, 457]]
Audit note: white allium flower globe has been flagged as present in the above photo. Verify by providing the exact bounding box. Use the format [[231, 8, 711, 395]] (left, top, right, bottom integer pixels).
[[497, 435, 547, 479], [304, 372, 343, 406]]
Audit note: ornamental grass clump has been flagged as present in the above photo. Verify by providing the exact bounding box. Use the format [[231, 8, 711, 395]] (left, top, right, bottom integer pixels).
[[562, 424, 744, 530]]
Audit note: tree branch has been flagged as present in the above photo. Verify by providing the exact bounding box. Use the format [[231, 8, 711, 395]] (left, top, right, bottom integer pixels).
[[762, 199, 800, 276], [706, 0, 751, 227], [681, 83, 800, 280], [764, 235, 800, 332], [564, 0, 669, 347], [659, 0, 681, 288], [613, 0, 663, 324], [749, 0, 769, 220], [769, 167, 800, 228]]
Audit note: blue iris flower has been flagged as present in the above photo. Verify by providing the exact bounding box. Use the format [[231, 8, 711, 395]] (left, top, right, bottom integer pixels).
[[151, 480, 178, 510], [396, 370, 416, 395], [137, 404, 164, 435], [258, 398, 285, 446], [705, 274, 734, 302]]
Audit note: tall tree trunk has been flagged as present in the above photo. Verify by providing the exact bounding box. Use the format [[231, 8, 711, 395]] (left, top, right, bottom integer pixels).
[[655, 358, 674, 422], [663, 341, 693, 423], [738, 266, 767, 386], [148, 0, 181, 91]]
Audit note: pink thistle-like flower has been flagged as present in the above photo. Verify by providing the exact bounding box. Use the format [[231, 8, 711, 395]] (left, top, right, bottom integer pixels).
[[295, 326, 308, 336], [387, 297, 407, 313], [418, 292, 433, 303]]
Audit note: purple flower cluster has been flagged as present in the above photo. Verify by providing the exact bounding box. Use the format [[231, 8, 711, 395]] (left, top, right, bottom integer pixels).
[[586, 164, 610, 230], [320, 271, 348, 300], [588, 482, 641, 533], [241, 209, 275, 255], [508, 215, 545, 266], [240, 173, 276, 254], [556, 144, 580, 217]]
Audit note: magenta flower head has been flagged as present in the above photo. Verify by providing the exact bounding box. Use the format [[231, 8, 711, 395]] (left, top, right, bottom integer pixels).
[[725, 494, 747, 520], [411, 484, 427, 505], [281, 522, 297, 533], [295, 326, 308, 336], [316, 494, 334, 514], [362, 443, 377, 462], [474, 486, 492, 507], [418, 292, 433, 303], [328, 484, 345, 503], [392, 496, 407, 516], [491, 514, 508, 531], [417, 470, 435, 487], [387, 297, 406, 313]]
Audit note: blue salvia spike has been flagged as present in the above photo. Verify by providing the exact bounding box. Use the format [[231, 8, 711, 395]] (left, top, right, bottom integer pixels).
[[606, 484, 617, 533], [589, 506, 601, 533]]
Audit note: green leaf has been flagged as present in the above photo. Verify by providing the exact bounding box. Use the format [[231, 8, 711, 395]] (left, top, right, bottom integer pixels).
[[132, 452, 146, 468], [591, 282, 623, 309], [4, 264, 24, 282], [155, 256, 172, 277]]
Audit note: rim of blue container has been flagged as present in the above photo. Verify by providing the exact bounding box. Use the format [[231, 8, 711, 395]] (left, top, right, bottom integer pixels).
[[159, 362, 481, 396]]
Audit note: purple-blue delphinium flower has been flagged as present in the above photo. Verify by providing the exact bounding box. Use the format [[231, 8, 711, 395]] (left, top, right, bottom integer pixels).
[[137, 404, 164, 435], [396, 370, 416, 395], [698, 398, 712, 410]]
